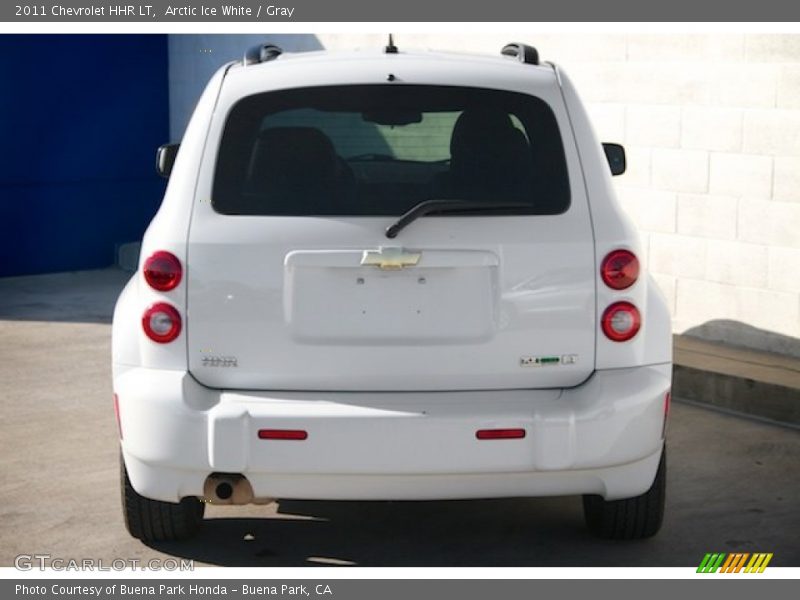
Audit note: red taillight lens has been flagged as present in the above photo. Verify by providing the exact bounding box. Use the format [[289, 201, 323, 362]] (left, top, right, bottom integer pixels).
[[143, 251, 182, 291], [601, 249, 639, 290], [601, 301, 641, 342], [142, 302, 182, 343]]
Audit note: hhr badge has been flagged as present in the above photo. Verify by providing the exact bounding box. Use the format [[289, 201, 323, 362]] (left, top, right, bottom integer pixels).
[[201, 355, 238, 367], [361, 247, 421, 270]]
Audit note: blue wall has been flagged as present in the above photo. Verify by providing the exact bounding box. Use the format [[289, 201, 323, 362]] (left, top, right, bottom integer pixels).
[[0, 35, 169, 277], [168, 34, 323, 139]]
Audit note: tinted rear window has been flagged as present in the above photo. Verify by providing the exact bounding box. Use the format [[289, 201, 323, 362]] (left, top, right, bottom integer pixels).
[[213, 85, 570, 216]]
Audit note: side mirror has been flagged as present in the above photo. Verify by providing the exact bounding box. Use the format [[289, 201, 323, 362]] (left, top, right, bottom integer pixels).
[[602, 143, 626, 176], [156, 143, 180, 179]]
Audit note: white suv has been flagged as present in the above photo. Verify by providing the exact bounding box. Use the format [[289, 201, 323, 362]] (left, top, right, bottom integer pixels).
[[113, 41, 672, 542]]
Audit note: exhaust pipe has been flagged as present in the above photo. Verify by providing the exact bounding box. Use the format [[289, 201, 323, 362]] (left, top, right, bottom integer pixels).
[[203, 473, 273, 505]]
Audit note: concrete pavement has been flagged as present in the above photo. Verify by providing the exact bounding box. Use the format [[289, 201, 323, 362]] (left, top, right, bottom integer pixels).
[[0, 268, 798, 567]]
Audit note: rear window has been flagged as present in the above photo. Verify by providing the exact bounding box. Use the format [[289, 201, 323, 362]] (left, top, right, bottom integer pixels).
[[213, 85, 570, 216]]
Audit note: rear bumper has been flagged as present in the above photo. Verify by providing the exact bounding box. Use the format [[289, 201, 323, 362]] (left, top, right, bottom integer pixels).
[[115, 363, 671, 502]]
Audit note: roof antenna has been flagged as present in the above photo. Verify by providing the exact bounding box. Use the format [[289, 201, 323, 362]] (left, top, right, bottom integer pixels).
[[385, 33, 398, 54]]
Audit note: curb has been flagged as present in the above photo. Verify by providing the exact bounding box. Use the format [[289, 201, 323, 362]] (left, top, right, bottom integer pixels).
[[673, 336, 800, 427]]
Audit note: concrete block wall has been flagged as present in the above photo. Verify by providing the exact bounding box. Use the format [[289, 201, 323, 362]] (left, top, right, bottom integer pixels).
[[316, 34, 800, 356]]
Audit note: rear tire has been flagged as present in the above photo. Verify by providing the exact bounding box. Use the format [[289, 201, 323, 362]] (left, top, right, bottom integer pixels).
[[120, 454, 205, 542], [582, 446, 666, 540]]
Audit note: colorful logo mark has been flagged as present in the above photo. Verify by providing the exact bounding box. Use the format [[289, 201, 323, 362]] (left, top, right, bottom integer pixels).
[[697, 553, 773, 573]]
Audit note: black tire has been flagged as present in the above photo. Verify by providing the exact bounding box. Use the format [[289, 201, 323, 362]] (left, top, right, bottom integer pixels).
[[582, 446, 666, 540], [120, 454, 205, 542]]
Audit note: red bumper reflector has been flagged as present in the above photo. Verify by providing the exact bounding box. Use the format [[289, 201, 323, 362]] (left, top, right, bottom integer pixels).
[[258, 429, 308, 440], [476, 428, 526, 440], [113, 393, 122, 440]]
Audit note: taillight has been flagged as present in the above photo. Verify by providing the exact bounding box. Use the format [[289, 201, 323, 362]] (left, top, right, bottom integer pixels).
[[143, 251, 182, 291], [142, 302, 182, 343], [601, 249, 639, 290], [601, 301, 641, 342]]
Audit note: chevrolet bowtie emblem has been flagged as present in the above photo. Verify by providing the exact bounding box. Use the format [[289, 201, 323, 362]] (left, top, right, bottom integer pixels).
[[361, 247, 421, 270]]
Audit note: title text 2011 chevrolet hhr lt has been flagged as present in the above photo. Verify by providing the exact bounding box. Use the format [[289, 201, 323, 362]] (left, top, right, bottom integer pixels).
[[113, 42, 672, 542]]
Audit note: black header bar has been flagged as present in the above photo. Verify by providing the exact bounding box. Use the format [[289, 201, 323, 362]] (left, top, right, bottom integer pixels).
[[3, 0, 800, 22]]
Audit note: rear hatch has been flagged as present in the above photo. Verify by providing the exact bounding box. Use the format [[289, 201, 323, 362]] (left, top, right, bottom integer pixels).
[[187, 82, 595, 391]]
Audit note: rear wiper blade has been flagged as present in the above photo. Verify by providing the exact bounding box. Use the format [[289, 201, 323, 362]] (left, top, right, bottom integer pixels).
[[385, 199, 530, 239]]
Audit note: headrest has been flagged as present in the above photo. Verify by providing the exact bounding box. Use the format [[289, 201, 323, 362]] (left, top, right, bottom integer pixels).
[[249, 126, 338, 179], [447, 109, 533, 202], [450, 109, 521, 159]]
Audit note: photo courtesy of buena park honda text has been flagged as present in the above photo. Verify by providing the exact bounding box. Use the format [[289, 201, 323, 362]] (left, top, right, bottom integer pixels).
[[0, 0, 798, 596]]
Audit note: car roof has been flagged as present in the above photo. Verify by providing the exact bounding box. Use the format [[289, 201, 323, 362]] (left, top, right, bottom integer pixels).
[[223, 47, 559, 95], [239, 46, 551, 68]]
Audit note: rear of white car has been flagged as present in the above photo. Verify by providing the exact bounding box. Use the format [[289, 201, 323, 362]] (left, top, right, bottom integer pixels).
[[112, 43, 672, 542]]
